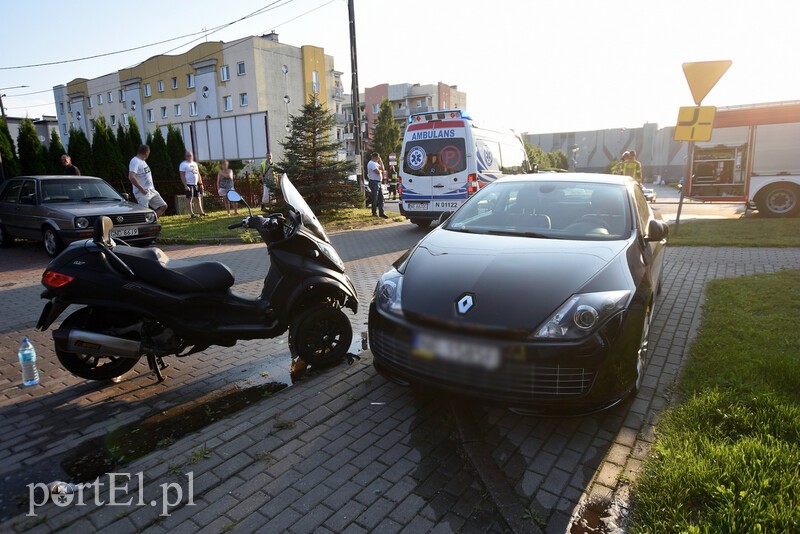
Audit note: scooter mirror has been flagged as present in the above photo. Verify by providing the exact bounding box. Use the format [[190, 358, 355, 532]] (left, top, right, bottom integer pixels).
[[227, 190, 243, 203]]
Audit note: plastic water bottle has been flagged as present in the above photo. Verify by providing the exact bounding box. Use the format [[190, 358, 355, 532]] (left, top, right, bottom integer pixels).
[[18, 338, 39, 386]]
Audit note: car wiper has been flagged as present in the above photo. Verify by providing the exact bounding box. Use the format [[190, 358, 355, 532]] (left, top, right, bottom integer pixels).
[[445, 227, 483, 234], [81, 196, 120, 201], [486, 229, 555, 239]]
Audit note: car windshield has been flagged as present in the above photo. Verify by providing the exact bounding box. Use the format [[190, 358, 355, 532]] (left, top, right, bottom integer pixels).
[[444, 180, 632, 240], [41, 179, 124, 203]]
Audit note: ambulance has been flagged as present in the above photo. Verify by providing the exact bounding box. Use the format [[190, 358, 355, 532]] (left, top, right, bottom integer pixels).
[[398, 110, 530, 227]]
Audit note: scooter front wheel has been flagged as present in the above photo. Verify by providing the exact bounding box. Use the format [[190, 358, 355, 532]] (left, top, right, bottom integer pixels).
[[289, 306, 352, 368], [55, 307, 141, 381]]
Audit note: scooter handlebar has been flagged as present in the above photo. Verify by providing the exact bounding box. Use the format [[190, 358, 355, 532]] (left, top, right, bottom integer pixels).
[[227, 221, 246, 230]]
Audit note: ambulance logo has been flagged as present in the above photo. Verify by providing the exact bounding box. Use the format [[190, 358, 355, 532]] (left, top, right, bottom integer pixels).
[[407, 146, 426, 170]]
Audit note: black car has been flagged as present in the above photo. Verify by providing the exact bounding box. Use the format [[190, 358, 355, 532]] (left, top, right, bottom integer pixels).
[[369, 173, 668, 413], [0, 176, 161, 257]]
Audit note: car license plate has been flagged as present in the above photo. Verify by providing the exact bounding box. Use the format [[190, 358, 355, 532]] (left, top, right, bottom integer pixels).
[[406, 202, 429, 211], [109, 227, 139, 238], [433, 200, 461, 210], [412, 333, 501, 370]]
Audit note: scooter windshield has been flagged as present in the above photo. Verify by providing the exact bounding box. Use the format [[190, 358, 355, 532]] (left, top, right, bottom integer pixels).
[[280, 173, 330, 243]]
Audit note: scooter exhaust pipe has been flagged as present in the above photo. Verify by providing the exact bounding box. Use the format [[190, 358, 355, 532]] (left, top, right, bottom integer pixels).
[[52, 328, 143, 359]]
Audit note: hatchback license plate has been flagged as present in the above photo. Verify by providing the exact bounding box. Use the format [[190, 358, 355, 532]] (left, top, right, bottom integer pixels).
[[412, 333, 501, 370], [109, 227, 139, 238]]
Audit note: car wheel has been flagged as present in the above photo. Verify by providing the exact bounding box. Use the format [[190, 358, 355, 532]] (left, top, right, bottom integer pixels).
[[43, 226, 65, 257], [756, 183, 800, 217], [0, 224, 15, 248], [289, 305, 352, 368], [411, 219, 431, 228]]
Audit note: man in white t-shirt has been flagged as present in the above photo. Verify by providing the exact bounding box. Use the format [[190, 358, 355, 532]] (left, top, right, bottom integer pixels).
[[128, 144, 167, 218], [367, 152, 387, 218], [179, 151, 207, 218]]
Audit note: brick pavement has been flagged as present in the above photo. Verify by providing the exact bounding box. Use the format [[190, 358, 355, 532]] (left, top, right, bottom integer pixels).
[[2, 227, 800, 533]]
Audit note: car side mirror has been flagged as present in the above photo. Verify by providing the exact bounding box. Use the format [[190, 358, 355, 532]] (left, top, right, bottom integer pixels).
[[20, 195, 36, 205], [121, 193, 130, 201], [438, 211, 453, 225], [646, 219, 669, 242]]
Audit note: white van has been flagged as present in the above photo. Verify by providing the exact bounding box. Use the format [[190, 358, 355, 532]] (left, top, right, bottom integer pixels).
[[398, 110, 530, 227]]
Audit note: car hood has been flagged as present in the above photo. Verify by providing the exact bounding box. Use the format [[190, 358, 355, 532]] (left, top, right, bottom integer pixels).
[[45, 200, 148, 216], [400, 229, 630, 331]]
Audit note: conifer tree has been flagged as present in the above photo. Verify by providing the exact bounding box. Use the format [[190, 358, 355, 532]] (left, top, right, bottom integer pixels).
[[278, 96, 358, 211], [47, 128, 65, 174], [128, 116, 143, 154], [0, 117, 21, 178], [67, 127, 94, 176], [116, 123, 131, 161], [369, 97, 401, 164], [166, 124, 187, 175], [91, 116, 122, 180], [148, 127, 178, 197], [17, 118, 47, 175]]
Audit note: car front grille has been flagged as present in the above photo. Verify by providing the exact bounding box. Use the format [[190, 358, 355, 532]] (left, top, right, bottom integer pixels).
[[370, 327, 596, 403], [87, 213, 151, 226]]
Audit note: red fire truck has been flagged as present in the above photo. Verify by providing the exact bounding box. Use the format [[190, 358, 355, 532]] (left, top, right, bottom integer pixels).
[[687, 100, 800, 217]]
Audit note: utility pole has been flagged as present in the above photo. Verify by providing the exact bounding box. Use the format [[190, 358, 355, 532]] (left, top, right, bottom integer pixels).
[[348, 0, 364, 190]]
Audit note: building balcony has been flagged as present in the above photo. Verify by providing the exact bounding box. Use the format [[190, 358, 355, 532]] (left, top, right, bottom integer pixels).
[[342, 132, 354, 140], [334, 113, 348, 124]]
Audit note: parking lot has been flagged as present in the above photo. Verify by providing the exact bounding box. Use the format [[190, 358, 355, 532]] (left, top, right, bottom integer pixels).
[[2, 218, 800, 532]]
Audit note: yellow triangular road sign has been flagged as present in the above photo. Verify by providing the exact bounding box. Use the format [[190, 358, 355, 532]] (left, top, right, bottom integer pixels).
[[682, 60, 732, 105]]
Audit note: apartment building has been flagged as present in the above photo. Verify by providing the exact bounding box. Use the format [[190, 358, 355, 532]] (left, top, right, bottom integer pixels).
[[52, 32, 344, 162]]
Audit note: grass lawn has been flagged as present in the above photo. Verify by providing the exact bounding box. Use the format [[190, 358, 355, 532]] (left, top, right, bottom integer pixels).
[[669, 218, 800, 247], [630, 269, 800, 532], [157, 206, 403, 244]]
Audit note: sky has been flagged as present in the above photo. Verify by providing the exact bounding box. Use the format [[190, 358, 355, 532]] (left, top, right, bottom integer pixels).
[[1, 0, 798, 135]]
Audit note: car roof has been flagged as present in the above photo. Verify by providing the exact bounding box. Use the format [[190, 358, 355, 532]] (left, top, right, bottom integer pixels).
[[10, 175, 106, 181], [496, 172, 635, 186]]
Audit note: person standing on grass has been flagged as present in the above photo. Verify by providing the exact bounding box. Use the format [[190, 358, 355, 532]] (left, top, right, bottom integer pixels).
[[367, 152, 387, 218], [217, 160, 239, 216], [128, 144, 167, 218], [179, 151, 207, 218]]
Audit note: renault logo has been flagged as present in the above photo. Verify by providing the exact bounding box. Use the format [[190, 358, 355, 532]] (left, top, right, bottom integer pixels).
[[456, 293, 475, 315], [116, 216, 124, 223]]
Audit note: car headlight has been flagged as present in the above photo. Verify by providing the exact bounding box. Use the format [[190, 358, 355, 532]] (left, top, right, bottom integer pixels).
[[532, 290, 631, 339], [374, 269, 404, 316], [145, 212, 157, 223], [318, 241, 345, 271], [75, 217, 89, 229]]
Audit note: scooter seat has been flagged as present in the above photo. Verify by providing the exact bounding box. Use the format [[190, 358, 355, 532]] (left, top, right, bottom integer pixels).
[[112, 245, 235, 293]]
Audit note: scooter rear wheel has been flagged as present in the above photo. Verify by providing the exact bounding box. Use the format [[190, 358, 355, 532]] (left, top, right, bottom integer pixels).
[[289, 305, 352, 368], [55, 307, 141, 381]]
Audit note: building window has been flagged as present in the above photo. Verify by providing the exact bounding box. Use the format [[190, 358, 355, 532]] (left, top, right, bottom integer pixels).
[[59, 102, 64, 114], [174, 104, 181, 117], [90, 119, 96, 131], [416, 100, 422, 107], [372, 103, 379, 113], [62, 124, 68, 134], [160, 106, 167, 119], [240, 93, 248, 107], [110, 115, 117, 126], [186, 74, 195, 88], [223, 96, 233, 112], [87, 96, 93, 108], [220, 65, 230, 81], [98, 93, 103, 105], [237, 62, 245, 75], [157, 80, 164, 93], [146, 109, 154, 123], [119, 90, 125, 102], [171, 77, 178, 89], [121, 113, 128, 126], [144, 83, 152, 97], [312, 70, 320, 94], [107, 91, 113, 103], [189, 101, 197, 116]]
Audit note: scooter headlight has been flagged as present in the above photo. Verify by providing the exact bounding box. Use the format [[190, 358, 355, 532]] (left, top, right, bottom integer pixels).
[[374, 269, 404, 316], [532, 290, 631, 339], [318, 241, 344, 271]]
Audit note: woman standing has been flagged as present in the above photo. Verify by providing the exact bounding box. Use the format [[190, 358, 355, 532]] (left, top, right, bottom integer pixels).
[[216, 160, 239, 216]]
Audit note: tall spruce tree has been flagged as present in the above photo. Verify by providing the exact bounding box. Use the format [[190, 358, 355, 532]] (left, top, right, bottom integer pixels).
[[0, 118, 21, 178], [90, 117, 119, 180], [278, 96, 358, 211], [369, 97, 402, 164], [47, 128, 66, 174], [166, 124, 186, 176], [67, 127, 94, 176], [148, 127, 178, 197], [116, 123, 131, 160], [17, 118, 47, 175], [128, 116, 143, 154]]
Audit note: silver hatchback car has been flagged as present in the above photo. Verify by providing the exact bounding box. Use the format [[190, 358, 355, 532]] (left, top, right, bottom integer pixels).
[[0, 175, 161, 257]]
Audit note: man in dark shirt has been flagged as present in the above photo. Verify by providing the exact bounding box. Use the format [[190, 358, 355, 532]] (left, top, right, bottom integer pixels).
[[61, 154, 80, 176]]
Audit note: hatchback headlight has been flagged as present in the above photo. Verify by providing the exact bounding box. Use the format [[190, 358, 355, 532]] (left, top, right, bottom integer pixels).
[[533, 290, 631, 339], [75, 217, 89, 229], [374, 269, 404, 316], [145, 212, 157, 224]]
